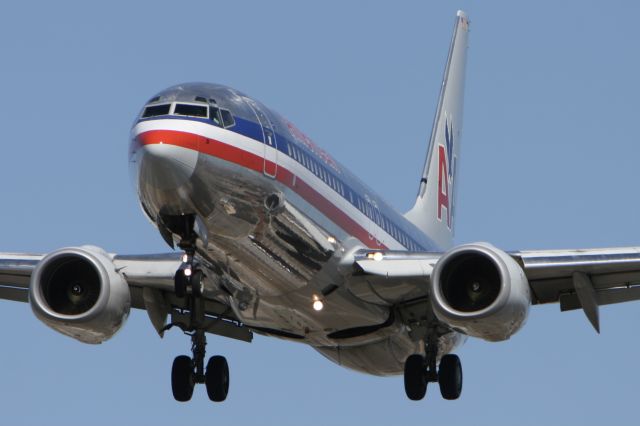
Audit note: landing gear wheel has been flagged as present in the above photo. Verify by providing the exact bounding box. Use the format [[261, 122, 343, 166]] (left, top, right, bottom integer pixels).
[[191, 270, 204, 297], [174, 267, 204, 298], [171, 355, 195, 402], [438, 354, 462, 400], [205, 355, 230, 402], [404, 354, 427, 401]]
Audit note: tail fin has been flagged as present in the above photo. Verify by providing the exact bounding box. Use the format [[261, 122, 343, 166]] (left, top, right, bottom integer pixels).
[[405, 10, 470, 249]]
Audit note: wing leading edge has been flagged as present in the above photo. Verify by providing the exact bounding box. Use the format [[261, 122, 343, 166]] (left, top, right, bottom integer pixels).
[[0, 252, 252, 343], [4, 246, 640, 339], [0, 254, 41, 302], [350, 246, 640, 332]]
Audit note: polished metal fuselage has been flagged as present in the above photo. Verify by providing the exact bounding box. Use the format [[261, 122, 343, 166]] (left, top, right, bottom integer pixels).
[[129, 83, 461, 375]]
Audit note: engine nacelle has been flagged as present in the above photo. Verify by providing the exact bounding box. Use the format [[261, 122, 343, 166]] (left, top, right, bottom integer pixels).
[[430, 243, 531, 342], [29, 246, 131, 344]]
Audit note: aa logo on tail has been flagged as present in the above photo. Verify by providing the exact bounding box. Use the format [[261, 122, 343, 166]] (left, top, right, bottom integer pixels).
[[437, 120, 456, 229]]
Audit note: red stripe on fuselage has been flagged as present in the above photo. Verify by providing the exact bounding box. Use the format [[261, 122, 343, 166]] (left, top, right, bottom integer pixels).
[[137, 129, 387, 249]]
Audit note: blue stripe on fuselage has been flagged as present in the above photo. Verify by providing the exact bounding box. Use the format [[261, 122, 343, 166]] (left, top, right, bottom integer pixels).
[[137, 115, 439, 252]]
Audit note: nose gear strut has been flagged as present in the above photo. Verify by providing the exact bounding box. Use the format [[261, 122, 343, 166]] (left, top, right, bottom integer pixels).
[[166, 214, 230, 403]]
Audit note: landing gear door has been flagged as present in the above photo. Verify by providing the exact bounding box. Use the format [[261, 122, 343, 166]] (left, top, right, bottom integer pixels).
[[243, 97, 278, 178]]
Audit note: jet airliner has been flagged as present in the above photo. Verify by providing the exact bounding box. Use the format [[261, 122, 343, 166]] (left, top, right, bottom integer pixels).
[[1, 10, 639, 402]]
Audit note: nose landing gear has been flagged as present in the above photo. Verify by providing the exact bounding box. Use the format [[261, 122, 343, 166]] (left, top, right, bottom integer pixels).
[[167, 214, 230, 403]]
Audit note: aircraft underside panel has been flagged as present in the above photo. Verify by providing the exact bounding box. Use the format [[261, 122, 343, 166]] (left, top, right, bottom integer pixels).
[[315, 331, 464, 376], [136, 142, 404, 353]]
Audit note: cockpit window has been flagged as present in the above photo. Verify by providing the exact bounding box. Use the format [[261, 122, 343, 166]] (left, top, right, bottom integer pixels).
[[220, 109, 235, 128], [142, 103, 171, 118], [210, 106, 222, 126], [174, 103, 209, 118], [139, 100, 234, 128]]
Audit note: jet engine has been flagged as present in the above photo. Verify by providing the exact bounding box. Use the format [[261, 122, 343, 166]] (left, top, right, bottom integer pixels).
[[29, 246, 131, 344], [430, 243, 531, 342]]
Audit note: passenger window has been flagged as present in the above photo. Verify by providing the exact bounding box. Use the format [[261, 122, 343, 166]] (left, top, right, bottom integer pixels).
[[142, 104, 171, 118], [174, 103, 209, 118], [220, 109, 235, 128]]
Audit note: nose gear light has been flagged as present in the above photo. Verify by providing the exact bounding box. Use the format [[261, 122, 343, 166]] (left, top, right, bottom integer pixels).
[[312, 294, 324, 311]]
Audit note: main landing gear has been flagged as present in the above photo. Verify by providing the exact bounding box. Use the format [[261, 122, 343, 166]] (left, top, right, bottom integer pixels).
[[169, 215, 229, 403], [171, 330, 230, 402], [404, 337, 462, 401]]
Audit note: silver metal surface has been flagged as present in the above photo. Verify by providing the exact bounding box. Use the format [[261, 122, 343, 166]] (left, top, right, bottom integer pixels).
[[430, 243, 531, 342], [132, 126, 394, 347], [572, 272, 600, 333], [29, 246, 131, 344], [514, 248, 640, 310]]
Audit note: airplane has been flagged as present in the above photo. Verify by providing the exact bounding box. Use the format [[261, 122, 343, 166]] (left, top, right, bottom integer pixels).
[[1, 9, 639, 403]]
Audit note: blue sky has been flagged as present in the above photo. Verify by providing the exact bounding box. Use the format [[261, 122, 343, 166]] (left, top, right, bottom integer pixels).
[[1, 1, 639, 424]]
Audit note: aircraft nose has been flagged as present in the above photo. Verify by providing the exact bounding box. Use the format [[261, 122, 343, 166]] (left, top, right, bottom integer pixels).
[[135, 131, 199, 190]]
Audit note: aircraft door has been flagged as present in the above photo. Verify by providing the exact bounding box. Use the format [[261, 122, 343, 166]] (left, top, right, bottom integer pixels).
[[364, 194, 382, 246], [243, 97, 278, 178], [262, 127, 277, 177]]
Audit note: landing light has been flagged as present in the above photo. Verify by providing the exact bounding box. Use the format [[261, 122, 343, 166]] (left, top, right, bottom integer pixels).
[[312, 294, 324, 311], [184, 267, 192, 277], [327, 236, 336, 244], [182, 254, 189, 263], [367, 252, 384, 261]]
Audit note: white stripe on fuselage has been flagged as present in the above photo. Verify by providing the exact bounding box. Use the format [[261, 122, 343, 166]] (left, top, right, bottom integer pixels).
[[132, 119, 406, 250]]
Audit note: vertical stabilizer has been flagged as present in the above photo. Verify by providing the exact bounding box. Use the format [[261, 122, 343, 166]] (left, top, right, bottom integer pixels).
[[405, 11, 469, 249]]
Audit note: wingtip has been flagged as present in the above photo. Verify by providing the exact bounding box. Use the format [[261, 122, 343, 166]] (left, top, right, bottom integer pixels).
[[456, 10, 470, 30]]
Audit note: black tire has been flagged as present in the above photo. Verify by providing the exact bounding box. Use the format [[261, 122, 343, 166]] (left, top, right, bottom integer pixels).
[[205, 355, 230, 402], [171, 355, 194, 402], [191, 270, 204, 297], [174, 270, 187, 298], [438, 354, 462, 400], [404, 354, 427, 401]]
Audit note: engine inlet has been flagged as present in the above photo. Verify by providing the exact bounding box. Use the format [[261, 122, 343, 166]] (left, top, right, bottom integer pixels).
[[40, 256, 101, 315], [439, 252, 501, 312]]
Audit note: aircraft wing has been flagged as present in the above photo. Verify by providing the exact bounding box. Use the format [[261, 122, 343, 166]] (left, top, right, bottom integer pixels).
[[0, 252, 252, 342], [349, 247, 640, 332], [512, 248, 640, 309], [0, 253, 41, 303]]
